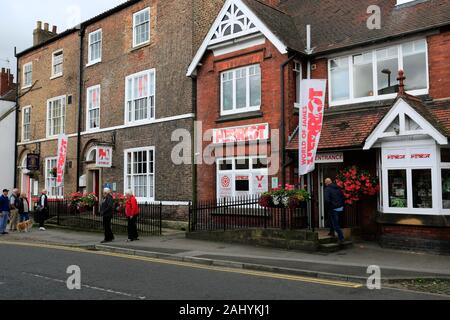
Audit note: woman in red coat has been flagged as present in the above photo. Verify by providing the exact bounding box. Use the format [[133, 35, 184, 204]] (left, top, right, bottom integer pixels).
[[125, 190, 140, 241]]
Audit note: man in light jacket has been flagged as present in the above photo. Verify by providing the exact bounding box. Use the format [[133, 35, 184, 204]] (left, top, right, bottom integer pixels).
[[9, 189, 20, 232]]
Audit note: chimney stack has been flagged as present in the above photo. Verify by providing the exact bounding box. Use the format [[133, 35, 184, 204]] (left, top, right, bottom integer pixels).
[[33, 21, 58, 46], [0, 68, 15, 97]]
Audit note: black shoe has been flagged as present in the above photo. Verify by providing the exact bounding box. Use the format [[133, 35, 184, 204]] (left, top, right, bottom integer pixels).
[[2, 232, 9, 235]]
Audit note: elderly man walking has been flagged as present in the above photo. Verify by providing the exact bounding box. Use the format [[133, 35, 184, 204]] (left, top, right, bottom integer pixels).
[[9, 188, 20, 232], [0, 189, 11, 235], [100, 188, 115, 243]]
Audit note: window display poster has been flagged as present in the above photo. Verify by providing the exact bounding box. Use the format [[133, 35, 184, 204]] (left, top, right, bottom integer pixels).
[[253, 174, 268, 194], [235, 175, 250, 196], [218, 173, 233, 198]]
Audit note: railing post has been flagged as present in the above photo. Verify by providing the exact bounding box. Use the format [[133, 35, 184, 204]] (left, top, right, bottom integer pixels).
[[57, 201, 60, 226], [159, 202, 163, 235]]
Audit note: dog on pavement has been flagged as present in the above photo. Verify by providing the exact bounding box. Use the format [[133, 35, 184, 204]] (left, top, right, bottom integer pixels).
[[17, 220, 34, 233]]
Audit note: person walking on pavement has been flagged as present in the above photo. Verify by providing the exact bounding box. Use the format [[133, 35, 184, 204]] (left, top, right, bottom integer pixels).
[[125, 190, 140, 242], [9, 189, 20, 232], [0, 189, 11, 235], [100, 188, 114, 243], [37, 189, 49, 231], [324, 178, 345, 243], [18, 193, 30, 222]]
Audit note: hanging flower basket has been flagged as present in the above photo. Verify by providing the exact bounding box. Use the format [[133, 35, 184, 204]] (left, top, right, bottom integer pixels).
[[259, 185, 310, 209], [336, 166, 380, 205]]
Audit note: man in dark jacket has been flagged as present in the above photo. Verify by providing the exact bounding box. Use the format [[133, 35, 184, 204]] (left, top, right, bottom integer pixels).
[[324, 178, 345, 242], [0, 189, 11, 235], [100, 188, 114, 243], [37, 189, 49, 231]]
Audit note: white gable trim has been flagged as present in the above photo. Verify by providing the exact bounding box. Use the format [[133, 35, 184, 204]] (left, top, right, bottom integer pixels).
[[187, 0, 287, 77], [364, 98, 448, 150]]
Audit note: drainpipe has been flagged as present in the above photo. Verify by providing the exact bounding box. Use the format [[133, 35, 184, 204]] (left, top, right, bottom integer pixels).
[[13, 47, 19, 188], [280, 53, 298, 188], [76, 25, 85, 191], [190, 75, 197, 206]]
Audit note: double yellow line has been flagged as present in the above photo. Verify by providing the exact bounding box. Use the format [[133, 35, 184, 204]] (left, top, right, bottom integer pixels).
[[0, 241, 363, 289]]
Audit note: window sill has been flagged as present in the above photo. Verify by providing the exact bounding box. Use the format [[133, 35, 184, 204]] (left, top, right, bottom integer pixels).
[[131, 41, 151, 52], [86, 60, 101, 68], [125, 118, 156, 126], [216, 111, 263, 123], [376, 212, 450, 227], [50, 74, 63, 80], [85, 128, 101, 134], [21, 85, 32, 90]]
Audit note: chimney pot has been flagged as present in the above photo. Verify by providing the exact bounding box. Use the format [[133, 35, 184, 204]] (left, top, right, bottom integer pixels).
[[44, 23, 49, 31], [52, 25, 57, 33], [36, 21, 42, 29]]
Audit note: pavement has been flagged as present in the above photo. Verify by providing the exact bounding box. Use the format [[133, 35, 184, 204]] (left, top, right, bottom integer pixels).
[[0, 241, 447, 300], [1, 227, 450, 286]]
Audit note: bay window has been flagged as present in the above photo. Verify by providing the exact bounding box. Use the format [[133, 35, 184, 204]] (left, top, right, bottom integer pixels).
[[220, 64, 261, 115], [125, 69, 155, 123], [412, 169, 433, 209], [124, 147, 155, 202], [388, 170, 407, 208], [329, 39, 428, 106], [442, 148, 450, 210]]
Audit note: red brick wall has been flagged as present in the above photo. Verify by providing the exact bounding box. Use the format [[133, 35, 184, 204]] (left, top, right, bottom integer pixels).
[[382, 225, 450, 241], [196, 40, 296, 201], [427, 27, 450, 100]]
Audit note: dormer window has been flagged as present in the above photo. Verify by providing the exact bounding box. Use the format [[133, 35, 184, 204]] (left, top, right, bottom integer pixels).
[[328, 39, 428, 106]]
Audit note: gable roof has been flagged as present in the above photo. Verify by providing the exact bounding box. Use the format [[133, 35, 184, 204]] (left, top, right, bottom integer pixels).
[[276, 0, 450, 55], [187, 0, 292, 76], [287, 98, 450, 151]]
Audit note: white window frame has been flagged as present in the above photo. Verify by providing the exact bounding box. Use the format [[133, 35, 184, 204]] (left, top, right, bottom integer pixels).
[[86, 85, 101, 132], [51, 49, 64, 78], [328, 39, 429, 107], [380, 140, 445, 215], [22, 106, 31, 142], [216, 156, 269, 198], [123, 146, 155, 203], [220, 64, 261, 116], [46, 95, 66, 138], [133, 7, 151, 48], [22, 62, 33, 89], [124, 69, 156, 124], [87, 29, 102, 66], [45, 157, 64, 199]]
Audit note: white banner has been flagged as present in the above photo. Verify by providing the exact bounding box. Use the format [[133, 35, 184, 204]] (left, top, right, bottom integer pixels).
[[299, 79, 327, 176], [56, 134, 68, 187]]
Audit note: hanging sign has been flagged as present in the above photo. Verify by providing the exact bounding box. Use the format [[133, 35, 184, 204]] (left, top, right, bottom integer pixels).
[[56, 134, 68, 187], [26, 154, 40, 171], [96, 146, 113, 168], [298, 79, 327, 175]]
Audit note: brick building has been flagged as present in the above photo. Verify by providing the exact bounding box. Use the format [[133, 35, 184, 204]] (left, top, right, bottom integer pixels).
[[188, 0, 450, 252], [15, 0, 222, 219]]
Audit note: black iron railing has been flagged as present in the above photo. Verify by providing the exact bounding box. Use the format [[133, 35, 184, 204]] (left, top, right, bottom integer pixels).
[[42, 200, 162, 236], [188, 195, 309, 232]]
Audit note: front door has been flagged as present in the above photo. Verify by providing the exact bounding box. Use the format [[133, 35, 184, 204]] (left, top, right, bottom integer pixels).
[[318, 164, 343, 228]]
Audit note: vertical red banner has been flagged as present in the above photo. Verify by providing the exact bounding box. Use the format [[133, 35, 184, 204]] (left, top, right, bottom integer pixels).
[[56, 134, 68, 187]]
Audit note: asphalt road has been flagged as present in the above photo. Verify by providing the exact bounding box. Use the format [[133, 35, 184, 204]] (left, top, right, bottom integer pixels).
[[0, 242, 445, 300]]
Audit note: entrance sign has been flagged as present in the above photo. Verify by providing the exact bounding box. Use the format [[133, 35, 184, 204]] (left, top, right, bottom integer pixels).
[[299, 79, 327, 175], [213, 123, 269, 144], [316, 152, 344, 164], [56, 134, 68, 187], [96, 146, 113, 168]]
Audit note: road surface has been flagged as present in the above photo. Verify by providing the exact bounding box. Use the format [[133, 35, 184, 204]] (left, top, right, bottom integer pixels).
[[0, 241, 445, 300]]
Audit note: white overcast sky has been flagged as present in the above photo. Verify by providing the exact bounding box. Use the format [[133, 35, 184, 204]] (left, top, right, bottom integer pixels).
[[0, 0, 126, 78]]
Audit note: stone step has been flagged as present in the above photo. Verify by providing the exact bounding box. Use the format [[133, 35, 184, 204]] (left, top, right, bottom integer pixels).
[[319, 241, 353, 253]]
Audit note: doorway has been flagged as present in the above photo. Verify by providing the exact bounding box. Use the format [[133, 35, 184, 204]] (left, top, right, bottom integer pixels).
[[87, 169, 101, 214], [318, 164, 344, 228]]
